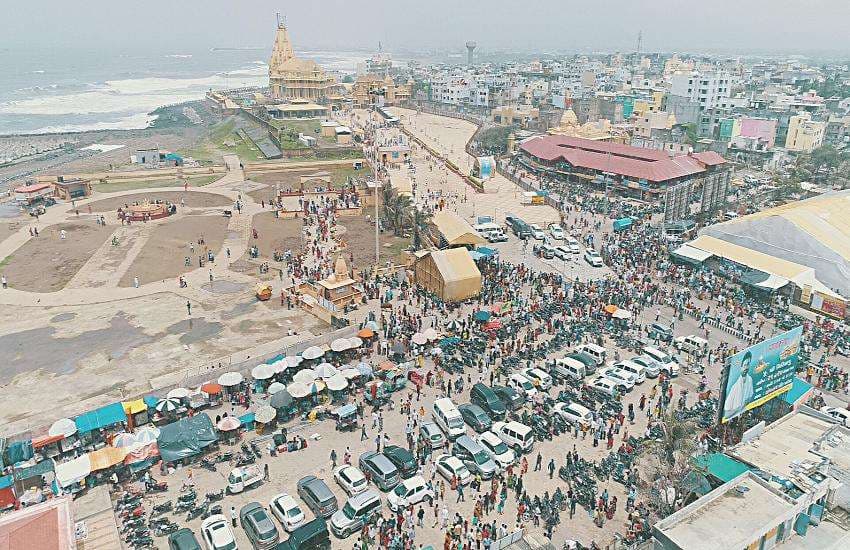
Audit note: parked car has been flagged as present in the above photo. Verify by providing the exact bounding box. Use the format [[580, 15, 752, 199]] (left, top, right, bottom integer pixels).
[[613, 360, 647, 384], [821, 406, 850, 427], [507, 373, 538, 398], [647, 322, 674, 343], [168, 528, 202, 550], [565, 237, 581, 254], [458, 403, 493, 433], [276, 518, 330, 550], [491, 385, 525, 410], [491, 421, 534, 454], [332, 465, 368, 497], [418, 421, 446, 449], [567, 352, 598, 375], [435, 453, 472, 485], [589, 377, 619, 397], [470, 383, 506, 420], [386, 475, 434, 511], [597, 366, 636, 391], [296, 476, 338, 518], [382, 445, 417, 479], [553, 402, 593, 428], [330, 491, 382, 539], [201, 515, 238, 550], [548, 224, 565, 240], [554, 246, 572, 260], [269, 493, 306, 533], [642, 346, 681, 377], [476, 431, 516, 469], [520, 367, 552, 390], [358, 452, 400, 491], [530, 224, 545, 240], [630, 355, 662, 378], [452, 435, 498, 479], [240, 502, 280, 550], [539, 244, 556, 259], [584, 249, 603, 266], [673, 334, 709, 354]]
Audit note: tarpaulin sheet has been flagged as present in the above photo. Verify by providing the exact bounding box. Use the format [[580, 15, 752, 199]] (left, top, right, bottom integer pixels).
[[124, 442, 159, 465], [55, 455, 91, 488], [143, 396, 160, 408], [32, 434, 64, 449], [13, 459, 54, 481], [156, 414, 216, 462], [75, 402, 127, 434], [0, 475, 12, 490], [7, 441, 34, 465], [88, 447, 128, 472], [122, 399, 147, 415]]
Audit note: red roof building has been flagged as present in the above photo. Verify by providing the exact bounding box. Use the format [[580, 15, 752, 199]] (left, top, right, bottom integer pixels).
[[518, 135, 729, 201], [0, 496, 75, 550]]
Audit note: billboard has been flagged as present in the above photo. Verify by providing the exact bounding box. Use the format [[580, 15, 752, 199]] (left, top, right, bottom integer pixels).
[[720, 326, 804, 423]]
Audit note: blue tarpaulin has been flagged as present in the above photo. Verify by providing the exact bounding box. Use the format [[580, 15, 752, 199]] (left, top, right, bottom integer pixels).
[[157, 414, 216, 462], [613, 218, 633, 231], [14, 460, 54, 482], [0, 475, 13, 490], [7, 441, 34, 465], [476, 247, 497, 257], [143, 396, 160, 408], [75, 403, 127, 434]]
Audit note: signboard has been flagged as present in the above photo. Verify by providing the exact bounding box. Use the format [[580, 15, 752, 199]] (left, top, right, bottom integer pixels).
[[719, 326, 804, 423], [810, 292, 846, 320]]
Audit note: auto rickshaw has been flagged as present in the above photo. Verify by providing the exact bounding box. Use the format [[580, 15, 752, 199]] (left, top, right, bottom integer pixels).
[[332, 404, 358, 432], [255, 283, 272, 301], [364, 381, 389, 408]]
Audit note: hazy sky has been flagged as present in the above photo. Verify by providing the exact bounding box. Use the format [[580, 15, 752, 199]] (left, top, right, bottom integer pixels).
[[4, 0, 850, 55]]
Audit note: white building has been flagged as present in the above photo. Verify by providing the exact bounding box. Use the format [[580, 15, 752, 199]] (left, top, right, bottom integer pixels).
[[669, 71, 732, 111]]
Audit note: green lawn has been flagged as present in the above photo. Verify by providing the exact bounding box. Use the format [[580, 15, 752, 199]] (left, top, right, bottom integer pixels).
[[94, 175, 220, 193]]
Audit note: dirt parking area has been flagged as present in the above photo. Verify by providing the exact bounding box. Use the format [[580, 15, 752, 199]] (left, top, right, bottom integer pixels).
[[336, 215, 410, 270], [118, 215, 229, 286], [1, 221, 113, 292], [247, 163, 370, 203], [247, 212, 303, 260], [80, 191, 232, 213]]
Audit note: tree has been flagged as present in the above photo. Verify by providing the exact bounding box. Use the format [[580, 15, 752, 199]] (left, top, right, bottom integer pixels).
[[410, 208, 431, 248], [477, 125, 516, 155]]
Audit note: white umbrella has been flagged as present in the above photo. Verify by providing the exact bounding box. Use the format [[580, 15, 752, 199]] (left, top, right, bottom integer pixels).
[[251, 364, 275, 380], [49, 418, 77, 438], [341, 368, 361, 379], [412, 333, 428, 345], [325, 374, 348, 391], [293, 368, 317, 384], [357, 362, 373, 377], [166, 387, 190, 400], [302, 346, 324, 360], [331, 338, 351, 352], [348, 337, 364, 348], [309, 380, 327, 394], [218, 372, 244, 387], [423, 327, 439, 341], [217, 417, 241, 431], [255, 405, 277, 424], [287, 382, 310, 398], [284, 356, 303, 369], [134, 426, 160, 444], [612, 309, 632, 320], [112, 433, 137, 448], [315, 364, 339, 379], [269, 360, 288, 374], [268, 382, 287, 394], [155, 398, 181, 413]]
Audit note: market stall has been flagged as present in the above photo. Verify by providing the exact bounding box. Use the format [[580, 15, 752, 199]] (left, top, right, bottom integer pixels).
[[156, 414, 217, 464]]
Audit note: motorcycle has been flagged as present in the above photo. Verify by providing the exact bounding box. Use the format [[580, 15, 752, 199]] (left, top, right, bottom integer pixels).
[[185, 500, 209, 521], [177, 489, 196, 503], [145, 480, 168, 493], [153, 522, 179, 537], [205, 489, 224, 502], [150, 501, 173, 516]]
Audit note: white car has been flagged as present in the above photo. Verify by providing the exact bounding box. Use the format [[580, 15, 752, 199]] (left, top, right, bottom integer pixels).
[[553, 402, 593, 428], [630, 355, 662, 378], [597, 367, 636, 391], [613, 360, 647, 384], [584, 249, 603, 267], [642, 346, 681, 377], [554, 246, 571, 260], [821, 406, 850, 427], [548, 224, 565, 240], [589, 377, 619, 397], [333, 465, 368, 496], [269, 493, 305, 532], [477, 431, 515, 469], [566, 237, 581, 254], [521, 367, 552, 390], [435, 454, 472, 485], [386, 475, 434, 511], [201, 515, 238, 550], [530, 224, 545, 240], [508, 373, 538, 398]]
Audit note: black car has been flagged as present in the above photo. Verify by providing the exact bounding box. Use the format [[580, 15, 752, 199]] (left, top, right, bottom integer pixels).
[[567, 352, 598, 375], [296, 476, 338, 518], [382, 445, 417, 479], [491, 385, 525, 410], [470, 383, 506, 420], [458, 403, 492, 433], [168, 528, 202, 550], [277, 518, 331, 550]]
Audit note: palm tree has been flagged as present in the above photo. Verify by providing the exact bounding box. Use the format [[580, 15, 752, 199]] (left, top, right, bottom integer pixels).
[[410, 208, 431, 248]]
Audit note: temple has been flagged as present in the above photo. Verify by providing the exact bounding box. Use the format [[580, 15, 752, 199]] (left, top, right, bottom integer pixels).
[[268, 19, 340, 101]]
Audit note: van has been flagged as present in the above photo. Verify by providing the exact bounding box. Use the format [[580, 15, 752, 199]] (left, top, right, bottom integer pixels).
[[615, 360, 647, 384], [568, 352, 598, 375], [521, 367, 552, 390], [330, 491, 382, 538], [507, 373, 537, 398], [470, 383, 506, 420], [575, 343, 607, 367], [553, 357, 586, 381], [452, 435, 498, 479], [643, 346, 680, 377], [432, 398, 467, 440], [540, 244, 556, 259], [647, 322, 674, 343], [673, 334, 709, 355], [492, 421, 534, 454]]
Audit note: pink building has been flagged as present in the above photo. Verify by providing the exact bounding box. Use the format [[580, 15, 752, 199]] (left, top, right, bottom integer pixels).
[[739, 118, 777, 149]]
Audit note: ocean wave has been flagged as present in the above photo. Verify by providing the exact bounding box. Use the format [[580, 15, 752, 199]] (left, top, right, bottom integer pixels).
[[29, 112, 157, 134], [32, 70, 46, 74], [166, 54, 193, 59]]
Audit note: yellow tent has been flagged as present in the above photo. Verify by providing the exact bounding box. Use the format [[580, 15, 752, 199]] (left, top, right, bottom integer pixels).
[[122, 399, 147, 416], [431, 211, 486, 247], [414, 248, 482, 301]]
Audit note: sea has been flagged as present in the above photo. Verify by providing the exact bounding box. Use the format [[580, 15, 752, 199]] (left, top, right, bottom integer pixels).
[[0, 46, 367, 136]]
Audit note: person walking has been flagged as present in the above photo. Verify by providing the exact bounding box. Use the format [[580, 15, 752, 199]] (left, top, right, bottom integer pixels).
[[1, 275, 6, 289], [547, 458, 556, 479], [186, 301, 192, 316], [263, 463, 270, 481], [534, 453, 542, 472], [330, 449, 338, 468], [230, 505, 237, 527]]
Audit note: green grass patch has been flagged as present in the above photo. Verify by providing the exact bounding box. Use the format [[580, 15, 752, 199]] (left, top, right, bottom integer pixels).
[[0, 255, 12, 269]]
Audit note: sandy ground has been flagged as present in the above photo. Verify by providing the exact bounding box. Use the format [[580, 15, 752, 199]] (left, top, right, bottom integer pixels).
[[0, 217, 27, 247], [118, 215, 230, 287], [336, 215, 410, 271], [80, 191, 233, 214], [247, 212, 303, 261], [1, 221, 113, 292]]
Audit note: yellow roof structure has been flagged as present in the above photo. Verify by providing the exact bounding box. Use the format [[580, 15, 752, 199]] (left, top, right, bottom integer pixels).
[[429, 248, 480, 283], [121, 400, 147, 415], [415, 248, 482, 301], [431, 211, 486, 247]]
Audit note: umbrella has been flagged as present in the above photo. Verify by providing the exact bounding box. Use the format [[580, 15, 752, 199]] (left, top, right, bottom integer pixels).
[[603, 304, 619, 315], [348, 337, 364, 348], [112, 433, 137, 448], [309, 380, 327, 394], [357, 328, 375, 338], [302, 346, 324, 360], [379, 361, 396, 372], [411, 333, 428, 345], [269, 360, 287, 374], [423, 328, 439, 341], [254, 405, 276, 424], [284, 356, 303, 369], [49, 418, 77, 438], [483, 320, 503, 331], [293, 368, 317, 384], [445, 319, 462, 332], [217, 417, 241, 431], [325, 374, 348, 391], [134, 426, 160, 444], [331, 338, 351, 352], [268, 382, 287, 394], [341, 367, 361, 379], [315, 364, 339, 379], [286, 382, 310, 398], [155, 398, 181, 413], [356, 362, 373, 377], [270, 390, 294, 409], [201, 382, 222, 395], [218, 372, 244, 387], [613, 309, 632, 320], [166, 387, 190, 400], [364, 320, 380, 331], [474, 310, 491, 322], [251, 364, 275, 380]]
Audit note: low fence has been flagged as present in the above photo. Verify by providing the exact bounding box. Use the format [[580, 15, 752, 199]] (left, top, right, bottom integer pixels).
[[683, 307, 758, 345]]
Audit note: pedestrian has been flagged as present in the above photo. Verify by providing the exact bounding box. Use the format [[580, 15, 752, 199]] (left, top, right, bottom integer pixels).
[[231, 505, 237, 527], [1, 275, 6, 289], [360, 424, 368, 441], [547, 458, 555, 479], [330, 449, 338, 467], [263, 463, 269, 481], [534, 452, 542, 471], [186, 301, 192, 315], [133, 276, 139, 288]]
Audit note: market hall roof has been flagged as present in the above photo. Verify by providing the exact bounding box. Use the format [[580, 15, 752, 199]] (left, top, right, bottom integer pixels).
[[519, 135, 725, 182]]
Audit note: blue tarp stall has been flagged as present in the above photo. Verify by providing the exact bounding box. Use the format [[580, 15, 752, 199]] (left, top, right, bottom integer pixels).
[[156, 413, 217, 463], [75, 402, 128, 434], [613, 218, 633, 232], [238, 412, 255, 432], [6, 441, 34, 465], [143, 396, 160, 409], [13, 459, 54, 482]]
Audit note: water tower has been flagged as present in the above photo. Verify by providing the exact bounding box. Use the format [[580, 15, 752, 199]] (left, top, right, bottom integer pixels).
[[465, 41, 477, 67]]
